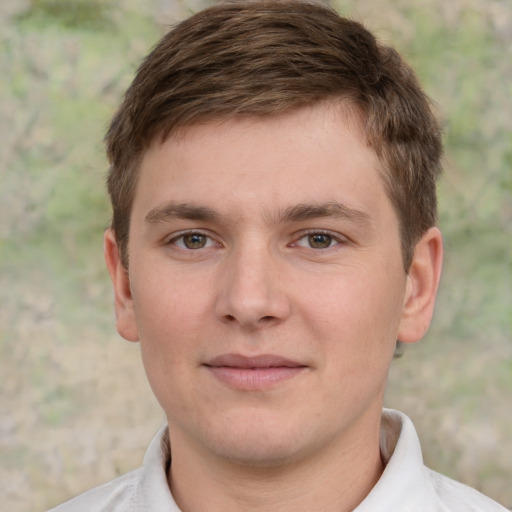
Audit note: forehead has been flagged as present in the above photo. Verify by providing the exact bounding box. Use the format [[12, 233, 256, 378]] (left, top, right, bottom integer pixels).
[[133, 103, 391, 225]]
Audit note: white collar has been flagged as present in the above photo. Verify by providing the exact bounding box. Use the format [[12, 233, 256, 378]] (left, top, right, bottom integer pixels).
[[135, 409, 505, 512]]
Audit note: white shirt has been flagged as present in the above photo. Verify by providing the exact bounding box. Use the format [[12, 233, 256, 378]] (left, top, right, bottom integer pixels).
[[48, 409, 508, 511]]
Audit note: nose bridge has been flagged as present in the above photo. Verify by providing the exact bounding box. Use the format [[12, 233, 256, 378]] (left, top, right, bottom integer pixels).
[[216, 237, 289, 327]]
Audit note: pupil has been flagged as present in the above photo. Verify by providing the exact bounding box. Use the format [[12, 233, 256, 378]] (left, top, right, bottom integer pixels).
[[185, 234, 206, 249], [309, 234, 331, 248]]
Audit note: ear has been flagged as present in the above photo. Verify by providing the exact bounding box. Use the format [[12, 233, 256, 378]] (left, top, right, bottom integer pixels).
[[397, 227, 443, 344], [104, 229, 139, 342]]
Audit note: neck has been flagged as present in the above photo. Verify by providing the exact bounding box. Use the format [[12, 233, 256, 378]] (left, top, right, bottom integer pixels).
[[167, 411, 384, 512]]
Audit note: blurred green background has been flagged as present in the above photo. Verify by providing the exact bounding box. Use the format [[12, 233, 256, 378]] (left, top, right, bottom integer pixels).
[[0, 0, 510, 510]]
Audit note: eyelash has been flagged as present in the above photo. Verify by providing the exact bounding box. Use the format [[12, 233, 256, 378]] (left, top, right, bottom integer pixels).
[[167, 230, 217, 250], [292, 230, 346, 250], [166, 229, 346, 251]]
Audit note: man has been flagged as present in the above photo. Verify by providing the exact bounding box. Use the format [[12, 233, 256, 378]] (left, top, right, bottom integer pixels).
[[49, 1, 508, 510]]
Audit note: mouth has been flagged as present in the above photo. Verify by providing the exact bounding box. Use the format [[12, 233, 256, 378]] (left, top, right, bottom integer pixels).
[[203, 354, 308, 390]]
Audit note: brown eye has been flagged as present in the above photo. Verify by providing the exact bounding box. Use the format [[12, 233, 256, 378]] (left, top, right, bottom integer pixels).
[[183, 234, 208, 249], [308, 234, 333, 249]]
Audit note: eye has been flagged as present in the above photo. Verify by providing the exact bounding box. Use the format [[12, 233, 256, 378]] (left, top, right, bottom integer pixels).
[[295, 232, 340, 249], [170, 232, 216, 250]]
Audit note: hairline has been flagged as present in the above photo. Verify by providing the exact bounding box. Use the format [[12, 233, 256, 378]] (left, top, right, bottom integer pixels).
[[111, 100, 420, 272]]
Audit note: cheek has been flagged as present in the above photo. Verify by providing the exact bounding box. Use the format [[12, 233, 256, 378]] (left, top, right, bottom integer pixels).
[[130, 274, 210, 396], [298, 263, 405, 355], [133, 268, 212, 337], [133, 278, 204, 415]]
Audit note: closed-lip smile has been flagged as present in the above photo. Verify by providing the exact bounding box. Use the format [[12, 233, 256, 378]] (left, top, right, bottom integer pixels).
[[204, 353, 308, 390]]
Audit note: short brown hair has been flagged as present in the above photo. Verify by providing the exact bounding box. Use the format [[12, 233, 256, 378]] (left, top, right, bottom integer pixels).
[[105, 0, 442, 270]]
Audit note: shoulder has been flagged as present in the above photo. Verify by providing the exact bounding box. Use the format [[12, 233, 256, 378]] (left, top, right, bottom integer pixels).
[[373, 409, 509, 512], [46, 424, 175, 512], [46, 468, 142, 512], [426, 468, 510, 512]]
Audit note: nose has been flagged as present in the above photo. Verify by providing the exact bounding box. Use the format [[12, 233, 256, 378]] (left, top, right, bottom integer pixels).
[[214, 244, 291, 329]]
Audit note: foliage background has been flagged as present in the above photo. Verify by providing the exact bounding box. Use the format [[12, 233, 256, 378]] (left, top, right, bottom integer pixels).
[[1, 0, 510, 510]]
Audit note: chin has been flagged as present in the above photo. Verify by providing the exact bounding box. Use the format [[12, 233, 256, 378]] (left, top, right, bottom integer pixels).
[[199, 413, 319, 468]]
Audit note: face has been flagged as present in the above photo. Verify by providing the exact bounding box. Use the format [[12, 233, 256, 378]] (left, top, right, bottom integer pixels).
[[106, 103, 441, 468]]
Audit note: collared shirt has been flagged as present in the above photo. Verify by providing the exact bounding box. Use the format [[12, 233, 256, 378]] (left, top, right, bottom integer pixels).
[[48, 409, 508, 511]]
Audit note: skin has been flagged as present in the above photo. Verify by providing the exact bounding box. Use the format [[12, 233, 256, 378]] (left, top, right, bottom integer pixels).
[[105, 103, 443, 512]]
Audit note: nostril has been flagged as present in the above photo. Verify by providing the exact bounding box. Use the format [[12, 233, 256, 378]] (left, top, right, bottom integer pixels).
[[222, 314, 276, 325]]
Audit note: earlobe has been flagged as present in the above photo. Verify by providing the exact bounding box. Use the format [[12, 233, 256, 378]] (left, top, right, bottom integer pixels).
[[397, 227, 443, 344], [104, 229, 139, 342]]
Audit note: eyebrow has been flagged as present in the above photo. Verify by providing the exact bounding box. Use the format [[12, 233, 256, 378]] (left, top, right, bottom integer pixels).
[[144, 200, 372, 227], [145, 202, 219, 225], [276, 202, 372, 226]]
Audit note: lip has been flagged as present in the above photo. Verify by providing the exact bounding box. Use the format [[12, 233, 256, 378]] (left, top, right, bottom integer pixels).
[[204, 353, 307, 390]]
